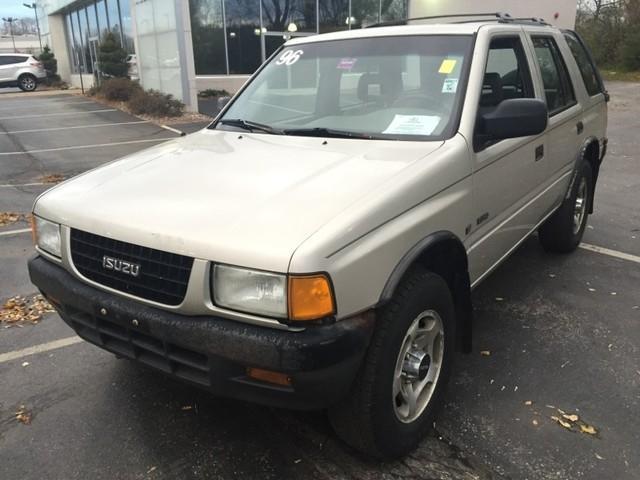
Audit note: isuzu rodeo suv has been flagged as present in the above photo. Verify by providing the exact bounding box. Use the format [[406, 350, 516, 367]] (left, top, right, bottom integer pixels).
[[29, 13, 608, 458]]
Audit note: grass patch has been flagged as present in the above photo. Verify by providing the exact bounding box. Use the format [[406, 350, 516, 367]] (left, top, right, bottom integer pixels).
[[601, 70, 640, 82]]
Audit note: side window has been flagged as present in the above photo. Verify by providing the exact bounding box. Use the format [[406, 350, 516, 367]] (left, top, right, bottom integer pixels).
[[532, 36, 576, 114], [563, 32, 602, 96], [481, 36, 534, 109], [0, 57, 9, 66]]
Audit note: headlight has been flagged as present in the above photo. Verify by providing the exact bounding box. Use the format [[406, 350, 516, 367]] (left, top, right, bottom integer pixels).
[[212, 264, 336, 321], [213, 264, 287, 318], [32, 216, 61, 257]]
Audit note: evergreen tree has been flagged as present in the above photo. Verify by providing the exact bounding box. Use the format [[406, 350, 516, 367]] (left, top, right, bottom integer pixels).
[[98, 32, 128, 78], [38, 46, 58, 83]]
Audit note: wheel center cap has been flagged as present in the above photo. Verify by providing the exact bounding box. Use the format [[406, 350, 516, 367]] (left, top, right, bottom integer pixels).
[[403, 349, 431, 381]]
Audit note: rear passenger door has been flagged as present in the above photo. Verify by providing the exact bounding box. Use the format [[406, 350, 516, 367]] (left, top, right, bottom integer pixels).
[[526, 34, 582, 204], [0, 56, 15, 82]]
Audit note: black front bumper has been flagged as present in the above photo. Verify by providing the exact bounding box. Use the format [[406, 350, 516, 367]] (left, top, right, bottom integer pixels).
[[29, 256, 374, 410]]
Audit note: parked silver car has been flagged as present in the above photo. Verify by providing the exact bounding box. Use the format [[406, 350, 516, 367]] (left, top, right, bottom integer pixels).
[[0, 53, 47, 91], [29, 14, 608, 458]]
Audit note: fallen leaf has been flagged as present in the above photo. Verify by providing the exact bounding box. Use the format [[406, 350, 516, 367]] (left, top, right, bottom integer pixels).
[[588, 288, 596, 292], [495, 297, 504, 302], [40, 174, 65, 184], [480, 350, 491, 356], [0, 294, 54, 326], [15, 405, 31, 425], [548, 273, 556, 278], [0, 212, 22, 227], [21, 362, 29, 367], [147, 466, 157, 474], [580, 424, 597, 435], [562, 413, 579, 422], [595, 453, 604, 460], [532, 419, 539, 426], [181, 405, 193, 411], [294, 459, 302, 464], [610, 292, 617, 296], [551, 416, 573, 430], [525, 400, 533, 406]]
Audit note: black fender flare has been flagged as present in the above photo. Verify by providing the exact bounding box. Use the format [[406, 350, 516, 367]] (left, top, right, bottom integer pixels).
[[378, 231, 473, 353], [566, 135, 601, 212]]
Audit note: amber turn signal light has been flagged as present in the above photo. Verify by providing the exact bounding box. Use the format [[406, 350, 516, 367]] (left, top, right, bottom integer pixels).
[[246, 367, 292, 386], [288, 274, 335, 321]]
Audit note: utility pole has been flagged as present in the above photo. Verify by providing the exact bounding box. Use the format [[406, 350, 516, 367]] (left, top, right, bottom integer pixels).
[[24, 3, 43, 52], [2, 18, 17, 52]]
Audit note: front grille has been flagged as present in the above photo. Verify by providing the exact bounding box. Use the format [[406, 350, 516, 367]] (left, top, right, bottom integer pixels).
[[65, 305, 210, 386], [70, 229, 194, 306]]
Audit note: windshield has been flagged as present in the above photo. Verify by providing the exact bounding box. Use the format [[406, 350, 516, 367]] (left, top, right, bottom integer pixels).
[[216, 35, 473, 140]]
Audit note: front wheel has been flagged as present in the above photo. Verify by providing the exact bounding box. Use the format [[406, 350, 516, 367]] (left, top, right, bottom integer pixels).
[[539, 161, 593, 253], [329, 268, 455, 458], [18, 74, 38, 92]]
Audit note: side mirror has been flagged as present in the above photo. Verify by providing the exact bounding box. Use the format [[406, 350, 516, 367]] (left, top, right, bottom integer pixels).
[[480, 98, 548, 140]]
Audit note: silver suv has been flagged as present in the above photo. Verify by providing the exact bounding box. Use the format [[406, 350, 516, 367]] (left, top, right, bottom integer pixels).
[[0, 53, 47, 91], [29, 14, 608, 458]]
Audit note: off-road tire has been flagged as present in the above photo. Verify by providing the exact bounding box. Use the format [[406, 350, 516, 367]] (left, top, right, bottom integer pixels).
[[539, 161, 593, 253], [328, 267, 455, 458]]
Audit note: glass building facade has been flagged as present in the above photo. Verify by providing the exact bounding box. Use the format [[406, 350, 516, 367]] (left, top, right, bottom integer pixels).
[[189, 0, 408, 75], [63, 0, 134, 74]]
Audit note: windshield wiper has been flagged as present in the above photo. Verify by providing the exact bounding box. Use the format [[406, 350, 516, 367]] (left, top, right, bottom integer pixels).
[[283, 127, 384, 140], [218, 118, 282, 135]]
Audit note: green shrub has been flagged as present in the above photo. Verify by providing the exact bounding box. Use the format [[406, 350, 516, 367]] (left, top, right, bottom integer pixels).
[[38, 46, 60, 86], [199, 88, 230, 98], [98, 77, 142, 101], [128, 89, 184, 117], [98, 32, 128, 78], [620, 28, 640, 71]]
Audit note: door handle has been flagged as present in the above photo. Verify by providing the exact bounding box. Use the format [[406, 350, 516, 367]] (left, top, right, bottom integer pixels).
[[577, 121, 584, 134], [535, 144, 544, 161]]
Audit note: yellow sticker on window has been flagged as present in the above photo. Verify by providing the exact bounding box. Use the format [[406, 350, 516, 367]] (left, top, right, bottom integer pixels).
[[438, 59, 457, 74]]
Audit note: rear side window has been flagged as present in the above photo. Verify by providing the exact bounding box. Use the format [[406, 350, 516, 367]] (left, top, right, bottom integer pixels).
[[0, 55, 28, 65], [481, 36, 534, 108], [532, 36, 576, 115], [563, 32, 602, 96]]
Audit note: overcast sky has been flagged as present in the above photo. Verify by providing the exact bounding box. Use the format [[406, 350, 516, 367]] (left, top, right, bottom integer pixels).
[[0, 1, 31, 20]]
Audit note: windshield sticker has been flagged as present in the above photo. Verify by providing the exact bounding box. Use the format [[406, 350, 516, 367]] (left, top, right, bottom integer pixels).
[[337, 58, 358, 70], [276, 49, 304, 66], [438, 59, 457, 74], [442, 78, 459, 93], [383, 115, 440, 136]]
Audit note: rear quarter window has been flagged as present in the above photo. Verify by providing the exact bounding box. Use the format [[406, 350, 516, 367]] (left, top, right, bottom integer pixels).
[[563, 32, 602, 97]]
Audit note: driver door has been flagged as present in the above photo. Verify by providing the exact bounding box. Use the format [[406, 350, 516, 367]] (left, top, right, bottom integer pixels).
[[466, 33, 548, 284]]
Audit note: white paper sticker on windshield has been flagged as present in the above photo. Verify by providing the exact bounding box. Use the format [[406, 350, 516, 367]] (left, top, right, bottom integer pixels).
[[383, 115, 440, 136], [442, 78, 458, 93]]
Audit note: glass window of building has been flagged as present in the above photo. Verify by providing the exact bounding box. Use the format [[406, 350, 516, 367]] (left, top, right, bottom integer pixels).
[[120, 0, 135, 53], [319, 0, 349, 33], [261, 0, 317, 33], [87, 4, 99, 38], [106, 0, 123, 43], [96, 0, 109, 39], [190, 0, 227, 74], [225, 0, 262, 74]]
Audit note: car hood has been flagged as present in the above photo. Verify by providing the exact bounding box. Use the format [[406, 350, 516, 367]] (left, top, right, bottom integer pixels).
[[36, 129, 442, 272]]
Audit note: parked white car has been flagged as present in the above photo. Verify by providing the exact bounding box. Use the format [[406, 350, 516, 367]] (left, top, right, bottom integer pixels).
[[0, 53, 47, 91], [29, 14, 608, 458]]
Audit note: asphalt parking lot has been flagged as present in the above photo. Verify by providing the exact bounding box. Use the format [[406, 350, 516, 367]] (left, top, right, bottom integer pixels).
[[1, 84, 639, 480]]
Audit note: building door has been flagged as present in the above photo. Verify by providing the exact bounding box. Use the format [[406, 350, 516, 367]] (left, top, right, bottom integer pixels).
[[89, 36, 100, 80]]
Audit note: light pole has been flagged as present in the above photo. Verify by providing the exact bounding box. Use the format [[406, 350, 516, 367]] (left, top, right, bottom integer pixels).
[[2, 17, 17, 52], [23, 3, 43, 52]]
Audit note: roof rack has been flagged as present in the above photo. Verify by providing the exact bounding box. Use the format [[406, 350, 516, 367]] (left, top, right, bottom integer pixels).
[[366, 12, 550, 29]]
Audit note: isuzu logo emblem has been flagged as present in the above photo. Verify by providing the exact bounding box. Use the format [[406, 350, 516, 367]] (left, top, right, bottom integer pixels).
[[102, 255, 141, 277]]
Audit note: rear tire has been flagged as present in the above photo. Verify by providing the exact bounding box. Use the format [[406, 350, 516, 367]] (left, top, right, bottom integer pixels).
[[329, 267, 455, 458], [539, 161, 593, 253], [18, 74, 37, 92]]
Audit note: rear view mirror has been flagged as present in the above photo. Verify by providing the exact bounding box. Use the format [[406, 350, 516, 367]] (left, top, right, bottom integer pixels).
[[480, 98, 548, 140]]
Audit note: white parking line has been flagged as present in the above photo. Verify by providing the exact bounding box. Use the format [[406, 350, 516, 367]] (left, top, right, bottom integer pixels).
[[579, 242, 640, 264], [0, 109, 117, 120], [0, 137, 173, 155], [0, 182, 49, 188], [0, 120, 150, 135], [0, 100, 97, 111], [0, 336, 83, 364], [0, 228, 31, 237]]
